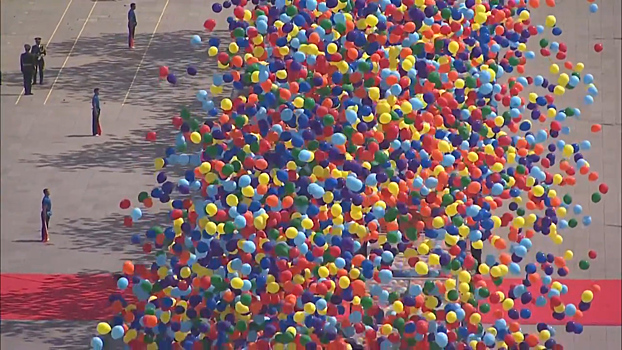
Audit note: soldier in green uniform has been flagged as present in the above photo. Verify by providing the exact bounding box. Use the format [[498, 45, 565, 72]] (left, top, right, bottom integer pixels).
[[31, 37, 47, 85]]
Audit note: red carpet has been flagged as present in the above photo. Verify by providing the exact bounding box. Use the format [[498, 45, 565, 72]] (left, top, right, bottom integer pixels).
[[0, 273, 118, 321], [480, 278, 621, 326], [1, 274, 620, 325]]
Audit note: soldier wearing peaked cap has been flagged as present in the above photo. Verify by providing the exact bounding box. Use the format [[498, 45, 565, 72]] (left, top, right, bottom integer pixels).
[[31, 37, 47, 85]]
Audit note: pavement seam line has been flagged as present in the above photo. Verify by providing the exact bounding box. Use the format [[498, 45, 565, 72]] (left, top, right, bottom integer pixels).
[[43, 0, 98, 105], [15, 0, 74, 105], [121, 0, 170, 107]]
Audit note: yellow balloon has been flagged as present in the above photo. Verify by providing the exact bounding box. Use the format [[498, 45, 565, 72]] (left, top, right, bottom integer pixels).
[[581, 290, 594, 303], [154, 158, 165, 170], [294, 311, 305, 324], [231, 277, 244, 289], [190, 132, 202, 144], [318, 266, 329, 278], [199, 162, 211, 174], [304, 302, 316, 314], [97, 322, 112, 335], [545, 15, 557, 27], [206, 203, 218, 216], [393, 301, 404, 313], [267, 282, 280, 294], [448, 41, 459, 54], [242, 186, 255, 197], [365, 15, 379, 27], [380, 324, 392, 335], [180, 266, 191, 279], [532, 185, 545, 197], [221, 98, 233, 111], [339, 276, 350, 289], [502, 298, 514, 311], [415, 261, 429, 275], [229, 42, 239, 54]]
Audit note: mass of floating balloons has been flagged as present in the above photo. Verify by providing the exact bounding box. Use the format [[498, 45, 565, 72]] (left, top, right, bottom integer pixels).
[[93, 0, 610, 348]]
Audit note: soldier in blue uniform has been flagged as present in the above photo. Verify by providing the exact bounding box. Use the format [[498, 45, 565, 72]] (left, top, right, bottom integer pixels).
[[20, 44, 35, 95]]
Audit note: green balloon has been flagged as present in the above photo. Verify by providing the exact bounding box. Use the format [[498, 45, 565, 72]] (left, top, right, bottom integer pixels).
[[579, 260, 590, 270], [275, 242, 290, 257], [480, 303, 490, 313], [140, 280, 152, 293], [563, 194, 572, 204], [361, 296, 373, 309], [591, 192, 602, 203], [240, 294, 252, 306], [447, 289, 459, 302], [180, 107, 191, 120], [138, 191, 149, 202]]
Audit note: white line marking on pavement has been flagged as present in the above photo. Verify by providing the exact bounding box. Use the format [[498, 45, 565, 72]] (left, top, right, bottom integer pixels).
[[15, 0, 74, 105], [43, 0, 98, 105], [122, 0, 170, 106]]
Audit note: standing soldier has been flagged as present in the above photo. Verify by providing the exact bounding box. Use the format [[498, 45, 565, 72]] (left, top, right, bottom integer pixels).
[[128, 3, 137, 49], [31, 37, 47, 85], [20, 44, 35, 96], [92, 88, 102, 136]]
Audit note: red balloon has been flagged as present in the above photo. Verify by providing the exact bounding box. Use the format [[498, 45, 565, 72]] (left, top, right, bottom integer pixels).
[[594, 43, 603, 52], [203, 19, 216, 31], [172, 116, 183, 128], [588, 250, 598, 259], [233, 6, 245, 19], [120, 199, 131, 209], [159, 66, 169, 78], [145, 131, 157, 141]]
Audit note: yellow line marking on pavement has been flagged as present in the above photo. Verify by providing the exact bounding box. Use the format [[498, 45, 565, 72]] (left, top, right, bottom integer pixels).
[[122, 0, 170, 106], [43, 0, 98, 105], [15, 0, 74, 105]]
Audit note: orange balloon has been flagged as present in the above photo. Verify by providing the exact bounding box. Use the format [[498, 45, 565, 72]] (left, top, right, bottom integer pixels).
[[122, 261, 135, 275]]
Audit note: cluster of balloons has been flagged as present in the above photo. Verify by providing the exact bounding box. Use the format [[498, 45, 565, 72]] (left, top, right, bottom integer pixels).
[[93, 0, 610, 349]]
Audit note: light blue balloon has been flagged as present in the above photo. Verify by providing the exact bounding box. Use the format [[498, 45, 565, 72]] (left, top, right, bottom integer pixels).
[[131, 208, 142, 221], [178, 154, 190, 166], [242, 241, 256, 253], [298, 150, 312, 162], [196, 90, 208, 101], [234, 215, 247, 229], [91, 337, 104, 350], [345, 176, 363, 192], [435, 332, 449, 347], [111, 325, 125, 340], [331, 133, 346, 145], [378, 269, 392, 284], [191, 35, 202, 45], [117, 277, 129, 290]]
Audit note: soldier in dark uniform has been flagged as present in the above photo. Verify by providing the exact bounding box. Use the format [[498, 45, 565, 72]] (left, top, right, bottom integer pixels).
[[20, 44, 35, 95], [128, 3, 137, 48], [31, 37, 47, 85]]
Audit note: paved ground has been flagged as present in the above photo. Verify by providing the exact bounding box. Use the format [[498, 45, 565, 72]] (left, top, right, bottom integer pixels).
[[0, 0, 620, 348]]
